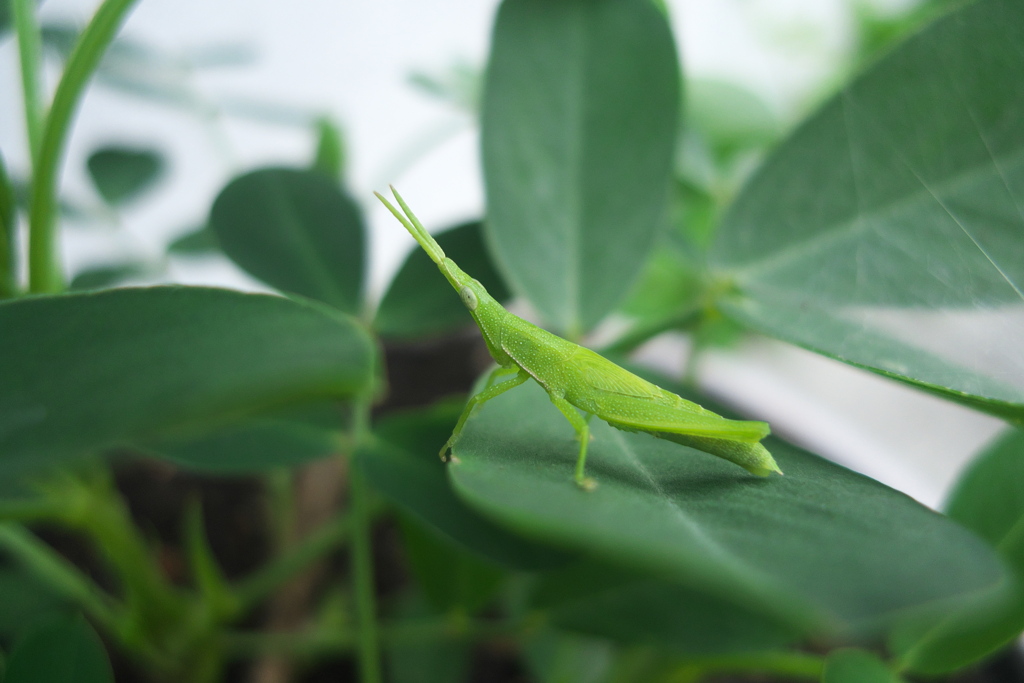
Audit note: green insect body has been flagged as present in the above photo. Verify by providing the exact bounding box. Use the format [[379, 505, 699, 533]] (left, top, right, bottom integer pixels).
[[376, 187, 782, 490]]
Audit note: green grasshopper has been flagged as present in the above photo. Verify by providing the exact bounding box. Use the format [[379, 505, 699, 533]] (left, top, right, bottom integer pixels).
[[375, 187, 782, 490]]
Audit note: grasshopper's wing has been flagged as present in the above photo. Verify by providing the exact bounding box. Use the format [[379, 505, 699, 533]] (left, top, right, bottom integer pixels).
[[568, 348, 770, 443]]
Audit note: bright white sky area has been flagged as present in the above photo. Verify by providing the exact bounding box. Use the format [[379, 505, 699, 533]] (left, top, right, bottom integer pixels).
[[0, 0, 1005, 507]]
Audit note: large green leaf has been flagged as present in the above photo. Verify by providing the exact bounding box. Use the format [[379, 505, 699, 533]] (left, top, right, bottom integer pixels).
[[375, 221, 510, 339], [532, 560, 798, 653], [481, 0, 680, 335], [86, 146, 164, 206], [892, 429, 1024, 674], [710, 0, 1024, 420], [209, 168, 365, 313], [447, 380, 1006, 632], [0, 287, 373, 475], [355, 401, 570, 571], [4, 616, 113, 683]]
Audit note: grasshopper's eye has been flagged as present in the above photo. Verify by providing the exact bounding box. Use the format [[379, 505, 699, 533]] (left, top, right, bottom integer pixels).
[[459, 286, 478, 311]]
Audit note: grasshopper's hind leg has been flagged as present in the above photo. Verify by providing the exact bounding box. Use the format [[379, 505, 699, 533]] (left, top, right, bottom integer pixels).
[[549, 395, 597, 491], [442, 368, 528, 460]]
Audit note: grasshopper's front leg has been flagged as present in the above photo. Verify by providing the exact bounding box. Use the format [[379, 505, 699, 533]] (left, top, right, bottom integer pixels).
[[548, 394, 597, 492], [441, 367, 529, 461]]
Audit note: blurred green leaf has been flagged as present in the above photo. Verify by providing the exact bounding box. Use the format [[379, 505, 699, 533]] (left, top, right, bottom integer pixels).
[[4, 616, 113, 683], [686, 79, 779, 160], [312, 118, 345, 180], [0, 0, 11, 35], [39, 22, 77, 59], [481, 0, 680, 335], [948, 429, 1024, 571], [524, 629, 613, 683], [356, 400, 570, 571], [852, 0, 966, 67], [399, 514, 504, 613], [532, 560, 798, 653], [408, 60, 481, 114], [69, 262, 148, 290], [892, 429, 1024, 673], [618, 246, 701, 323], [140, 412, 342, 473], [209, 167, 365, 313], [711, 0, 1024, 421], [823, 649, 901, 683], [447, 380, 1007, 632], [168, 225, 219, 255], [0, 287, 374, 475], [375, 221, 510, 339], [386, 592, 470, 683], [9, 175, 94, 226], [0, 565, 68, 639], [86, 146, 164, 206]]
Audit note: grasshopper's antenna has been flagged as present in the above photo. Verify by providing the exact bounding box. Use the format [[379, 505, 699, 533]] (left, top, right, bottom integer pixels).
[[374, 187, 446, 265]]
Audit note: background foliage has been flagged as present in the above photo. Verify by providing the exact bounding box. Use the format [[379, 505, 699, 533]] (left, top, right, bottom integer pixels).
[[1, 0, 1022, 682]]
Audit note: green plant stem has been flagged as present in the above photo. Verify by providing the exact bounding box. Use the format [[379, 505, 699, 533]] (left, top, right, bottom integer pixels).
[[27, 0, 141, 293], [12, 0, 44, 163], [0, 522, 122, 630], [55, 472, 186, 650], [233, 511, 350, 611], [666, 651, 825, 683], [349, 397, 382, 683], [0, 497, 67, 521]]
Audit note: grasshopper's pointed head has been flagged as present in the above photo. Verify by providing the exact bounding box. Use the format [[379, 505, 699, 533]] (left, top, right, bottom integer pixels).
[[375, 186, 507, 327]]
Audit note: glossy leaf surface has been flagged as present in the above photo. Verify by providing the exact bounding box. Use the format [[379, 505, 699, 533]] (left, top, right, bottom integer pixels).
[[4, 616, 113, 683], [209, 167, 365, 313], [375, 221, 510, 339], [356, 401, 570, 570], [711, 0, 1024, 420], [482, 0, 680, 335], [86, 146, 164, 205], [893, 429, 1024, 673], [448, 380, 1005, 631], [0, 287, 373, 474]]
